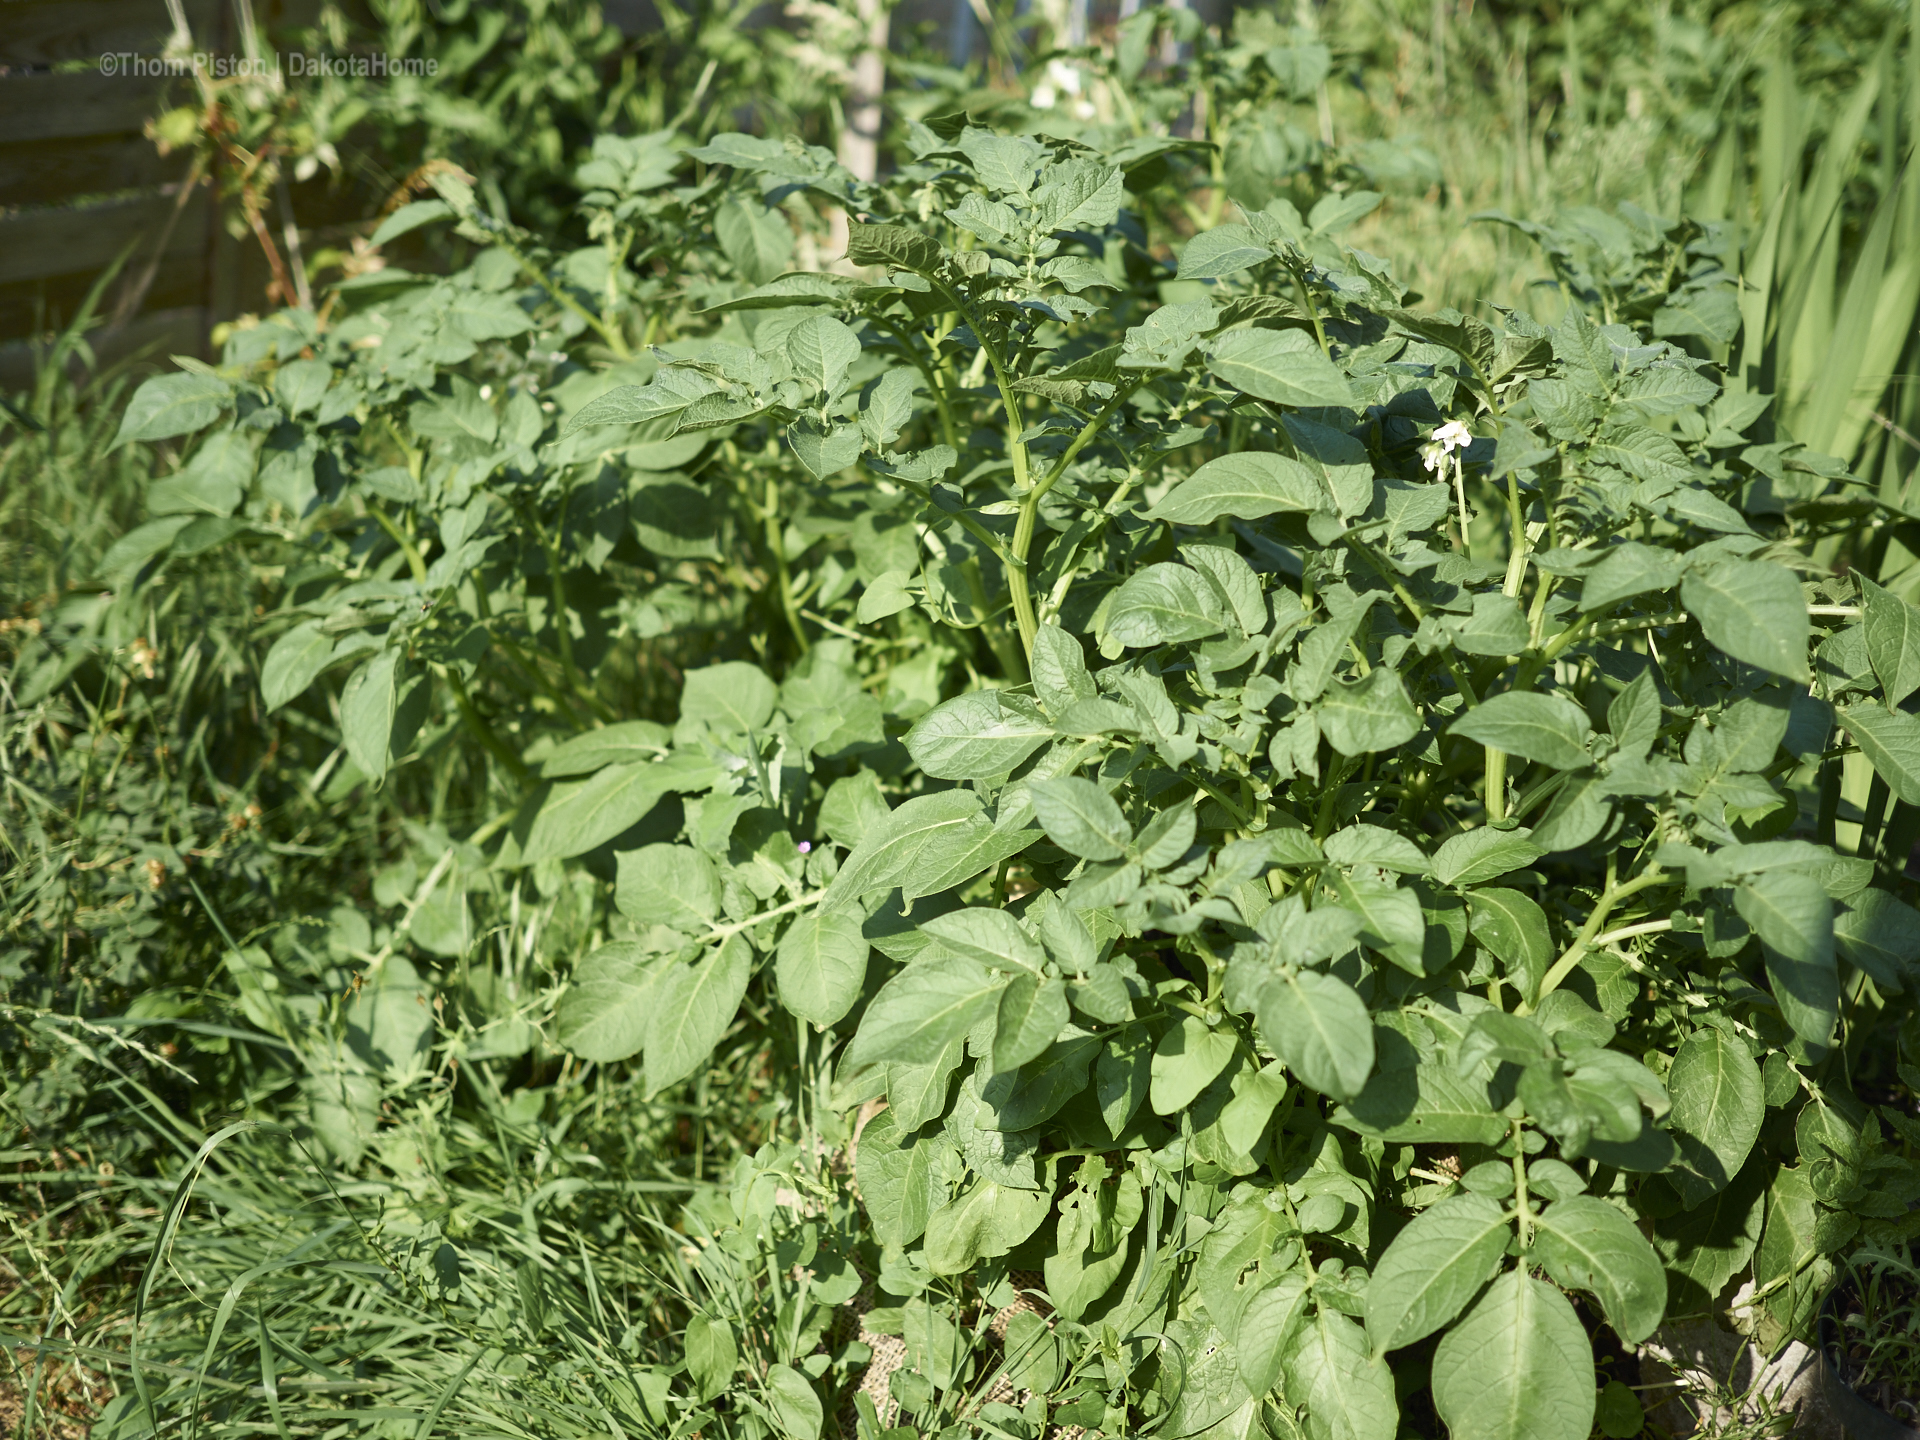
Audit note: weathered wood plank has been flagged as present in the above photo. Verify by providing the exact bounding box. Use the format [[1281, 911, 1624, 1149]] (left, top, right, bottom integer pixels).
[[0, 0, 215, 69], [0, 72, 171, 143], [0, 135, 187, 209], [0, 193, 209, 288], [0, 0, 328, 68], [0, 305, 210, 394]]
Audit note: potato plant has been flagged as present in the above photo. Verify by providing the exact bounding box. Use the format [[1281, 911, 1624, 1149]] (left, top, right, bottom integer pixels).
[[105, 117, 1920, 1440]]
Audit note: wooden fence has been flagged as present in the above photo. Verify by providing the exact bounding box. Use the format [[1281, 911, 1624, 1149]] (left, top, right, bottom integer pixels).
[[0, 0, 318, 390]]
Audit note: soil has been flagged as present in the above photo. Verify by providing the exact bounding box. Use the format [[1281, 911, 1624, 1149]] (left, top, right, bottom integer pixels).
[[0, 1353, 101, 1440]]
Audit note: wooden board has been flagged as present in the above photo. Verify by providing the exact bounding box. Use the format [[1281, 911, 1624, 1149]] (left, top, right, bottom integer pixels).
[[0, 134, 188, 209], [0, 306, 210, 394], [0, 72, 173, 144], [0, 193, 210, 289], [0, 0, 217, 69]]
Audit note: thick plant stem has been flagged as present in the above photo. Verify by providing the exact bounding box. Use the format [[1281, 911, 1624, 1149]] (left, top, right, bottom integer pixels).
[[764, 473, 810, 656], [1008, 382, 1142, 657], [1511, 1121, 1532, 1248], [446, 669, 529, 782], [1527, 865, 1668, 1009]]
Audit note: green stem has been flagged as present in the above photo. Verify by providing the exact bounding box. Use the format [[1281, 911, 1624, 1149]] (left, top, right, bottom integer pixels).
[[871, 314, 958, 451], [702, 888, 828, 943], [523, 499, 604, 716], [1008, 380, 1143, 657], [1527, 865, 1668, 1009], [1511, 1120, 1532, 1249], [445, 669, 529, 782], [1292, 265, 1331, 358], [763, 472, 810, 656], [368, 504, 427, 585], [497, 236, 630, 358]]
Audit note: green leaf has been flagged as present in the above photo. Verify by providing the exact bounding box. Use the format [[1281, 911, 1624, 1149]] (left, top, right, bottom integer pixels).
[[1651, 1159, 1766, 1308], [846, 222, 946, 273], [1177, 223, 1272, 279], [854, 1109, 946, 1246], [1752, 1163, 1830, 1336], [788, 418, 864, 479], [1318, 670, 1422, 756], [149, 430, 252, 516], [1468, 888, 1554, 1001], [826, 790, 992, 903], [1106, 562, 1229, 647], [786, 312, 862, 398], [1327, 873, 1425, 973], [921, 907, 1046, 972], [887, 1038, 966, 1131], [1364, 1193, 1508, 1353], [1230, 1272, 1310, 1395], [615, 843, 720, 932], [1147, 453, 1325, 524], [1450, 692, 1592, 771], [1031, 624, 1097, 714], [1150, 1014, 1238, 1114], [1834, 887, 1920, 993], [993, 973, 1070, 1074], [261, 621, 335, 711], [523, 760, 703, 865], [1735, 874, 1837, 1053], [555, 942, 667, 1063], [1666, 1027, 1764, 1208], [844, 955, 1003, 1068], [1334, 1063, 1508, 1145], [1837, 703, 1920, 804], [1218, 1062, 1289, 1155], [1258, 969, 1374, 1100], [1607, 669, 1662, 759], [1680, 559, 1811, 682], [1030, 776, 1131, 861], [681, 661, 777, 733], [369, 199, 452, 246], [906, 690, 1052, 780], [1323, 824, 1429, 873], [922, 1180, 1051, 1274], [714, 199, 794, 284], [113, 373, 232, 447], [1431, 1270, 1595, 1440], [1860, 575, 1920, 708], [646, 935, 750, 1095], [539, 721, 672, 777], [857, 568, 916, 623], [1532, 1196, 1666, 1345], [564, 382, 698, 432], [1596, 1381, 1645, 1440], [775, 910, 870, 1027], [1097, 1029, 1152, 1138], [685, 1313, 738, 1402], [1433, 828, 1545, 887], [1207, 327, 1357, 408], [764, 1365, 822, 1440], [340, 649, 428, 782], [1284, 1310, 1398, 1440]]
